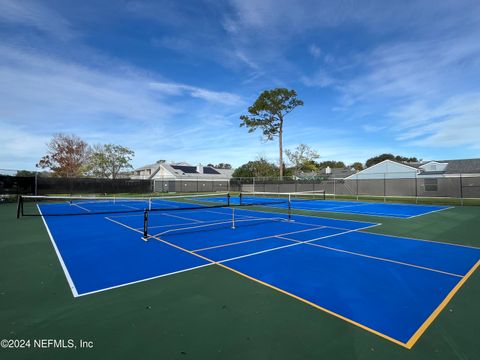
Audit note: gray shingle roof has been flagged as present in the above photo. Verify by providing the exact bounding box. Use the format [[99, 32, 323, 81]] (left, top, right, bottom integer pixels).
[[439, 159, 480, 174], [408, 158, 480, 174]]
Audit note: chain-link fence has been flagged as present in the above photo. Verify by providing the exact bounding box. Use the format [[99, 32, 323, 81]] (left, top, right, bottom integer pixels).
[[0, 169, 36, 196], [231, 173, 480, 205], [0, 169, 152, 195], [3, 168, 479, 204]]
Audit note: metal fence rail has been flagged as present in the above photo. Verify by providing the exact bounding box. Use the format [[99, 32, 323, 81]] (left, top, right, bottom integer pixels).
[[231, 173, 480, 205]]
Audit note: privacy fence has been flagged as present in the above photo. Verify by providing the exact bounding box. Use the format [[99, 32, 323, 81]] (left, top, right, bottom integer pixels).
[[230, 172, 480, 204], [2, 169, 479, 204], [0, 169, 152, 196]]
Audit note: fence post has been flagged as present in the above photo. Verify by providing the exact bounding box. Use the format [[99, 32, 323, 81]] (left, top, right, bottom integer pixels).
[[415, 174, 418, 204], [333, 179, 336, 199], [460, 174, 464, 206], [383, 173, 386, 202], [356, 174, 359, 201]]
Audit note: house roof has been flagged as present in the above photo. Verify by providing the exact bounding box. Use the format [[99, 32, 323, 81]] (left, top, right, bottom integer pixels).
[[432, 159, 480, 174], [353, 158, 480, 177], [133, 162, 233, 179]]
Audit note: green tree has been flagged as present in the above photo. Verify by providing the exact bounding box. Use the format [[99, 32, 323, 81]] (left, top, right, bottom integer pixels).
[[317, 160, 346, 169], [209, 163, 232, 169], [232, 158, 279, 178], [240, 88, 304, 178], [15, 170, 36, 177], [285, 144, 320, 175], [89, 144, 135, 179], [350, 162, 364, 171], [37, 134, 90, 177], [365, 154, 419, 168]]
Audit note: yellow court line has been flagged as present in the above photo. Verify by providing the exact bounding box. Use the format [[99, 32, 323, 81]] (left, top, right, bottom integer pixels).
[[405, 259, 480, 349], [107, 215, 480, 349], [215, 262, 409, 348], [142, 232, 410, 348]]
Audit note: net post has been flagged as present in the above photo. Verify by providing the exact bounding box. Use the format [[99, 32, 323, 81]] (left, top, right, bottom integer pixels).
[[239, 192, 243, 206], [16, 195, 23, 219], [231, 207, 236, 229], [288, 200, 292, 221], [142, 209, 149, 241], [227, 193, 231, 207]]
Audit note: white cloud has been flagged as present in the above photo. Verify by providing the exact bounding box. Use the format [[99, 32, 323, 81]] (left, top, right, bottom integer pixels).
[[0, 44, 247, 169], [362, 125, 385, 133], [149, 82, 243, 105], [392, 94, 480, 148], [301, 70, 336, 88], [0, 0, 76, 40], [309, 44, 322, 58]]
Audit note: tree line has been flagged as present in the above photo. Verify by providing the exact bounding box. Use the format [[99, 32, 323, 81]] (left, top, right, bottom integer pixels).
[[35, 134, 135, 179], [232, 147, 419, 178]]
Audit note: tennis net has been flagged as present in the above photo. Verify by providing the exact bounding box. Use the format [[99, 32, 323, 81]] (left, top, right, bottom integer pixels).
[[239, 190, 325, 206], [17, 192, 231, 217]]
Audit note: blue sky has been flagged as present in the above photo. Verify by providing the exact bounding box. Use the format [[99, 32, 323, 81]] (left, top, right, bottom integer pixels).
[[1, 0, 479, 170]]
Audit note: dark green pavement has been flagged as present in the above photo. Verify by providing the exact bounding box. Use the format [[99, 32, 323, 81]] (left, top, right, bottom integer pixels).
[[1, 203, 479, 359]]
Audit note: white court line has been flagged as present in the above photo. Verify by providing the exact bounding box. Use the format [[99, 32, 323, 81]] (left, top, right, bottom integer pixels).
[[254, 197, 451, 219], [162, 212, 203, 223], [291, 201, 453, 219], [215, 205, 479, 251], [361, 230, 480, 250], [203, 208, 379, 231], [292, 204, 410, 218], [37, 205, 79, 297], [216, 225, 378, 264], [192, 226, 327, 253], [76, 263, 213, 297], [276, 236, 463, 278], [233, 206, 381, 226], [152, 217, 288, 238], [406, 206, 454, 219], [135, 220, 204, 231], [119, 203, 144, 210], [71, 202, 91, 213]]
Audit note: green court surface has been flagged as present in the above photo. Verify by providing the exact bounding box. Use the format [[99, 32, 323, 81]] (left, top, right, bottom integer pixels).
[[1, 202, 480, 359]]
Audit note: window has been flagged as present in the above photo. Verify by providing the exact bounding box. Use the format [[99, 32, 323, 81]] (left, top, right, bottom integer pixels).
[[424, 178, 438, 191]]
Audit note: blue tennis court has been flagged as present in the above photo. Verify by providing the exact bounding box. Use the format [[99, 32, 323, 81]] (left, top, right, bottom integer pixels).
[[34, 197, 480, 349], [203, 194, 451, 218]]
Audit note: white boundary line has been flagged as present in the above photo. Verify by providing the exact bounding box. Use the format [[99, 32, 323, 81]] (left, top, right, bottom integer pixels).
[[76, 263, 213, 297], [406, 206, 455, 219], [237, 195, 454, 219], [216, 225, 377, 264], [276, 236, 463, 278], [71, 203, 91, 213], [192, 226, 327, 253], [37, 205, 79, 297], [362, 230, 480, 250], [161, 212, 203, 223], [207, 206, 381, 227]]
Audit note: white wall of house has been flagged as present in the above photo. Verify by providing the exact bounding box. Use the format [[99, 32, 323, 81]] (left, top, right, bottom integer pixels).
[[346, 160, 419, 179], [419, 161, 448, 172], [152, 165, 176, 180]]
